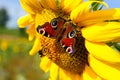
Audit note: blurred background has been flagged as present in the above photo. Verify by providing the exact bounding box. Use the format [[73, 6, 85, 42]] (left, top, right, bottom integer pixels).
[[0, 0, 120, 80], [0, 0, 49, 80]]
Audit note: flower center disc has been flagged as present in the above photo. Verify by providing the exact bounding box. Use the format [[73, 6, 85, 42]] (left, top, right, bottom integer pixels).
[[40, 31, 88, 75]]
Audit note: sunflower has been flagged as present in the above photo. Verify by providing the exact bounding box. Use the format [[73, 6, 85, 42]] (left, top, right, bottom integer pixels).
[[18, 0, 120, 80]]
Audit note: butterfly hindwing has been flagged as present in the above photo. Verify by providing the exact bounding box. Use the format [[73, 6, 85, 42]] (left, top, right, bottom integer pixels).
[[60, 22, 76, 54]]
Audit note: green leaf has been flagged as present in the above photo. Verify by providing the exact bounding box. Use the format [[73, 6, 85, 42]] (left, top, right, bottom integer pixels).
[[90, 0, 104, 11], [114, 43, 120, 52]]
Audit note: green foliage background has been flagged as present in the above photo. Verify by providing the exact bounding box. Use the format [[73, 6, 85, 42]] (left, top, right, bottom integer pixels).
[[0, 8, 9, 27], [0, 28, 49, 80]]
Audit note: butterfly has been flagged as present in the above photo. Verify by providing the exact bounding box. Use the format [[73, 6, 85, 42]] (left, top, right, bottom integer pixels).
[[37, 17, 76, 54]]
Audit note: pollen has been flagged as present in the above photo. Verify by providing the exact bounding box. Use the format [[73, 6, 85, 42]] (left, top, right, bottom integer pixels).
[[39, 31, 88, 75]]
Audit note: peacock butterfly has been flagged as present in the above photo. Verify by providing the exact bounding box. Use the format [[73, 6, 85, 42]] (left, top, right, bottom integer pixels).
[[37, 17, 76, 54]]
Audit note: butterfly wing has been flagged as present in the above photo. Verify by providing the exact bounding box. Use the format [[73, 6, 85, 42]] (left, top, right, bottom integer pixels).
[[37, 17, 66, 38], [60, 22, 76, 54], [37, 17, 76, 54]]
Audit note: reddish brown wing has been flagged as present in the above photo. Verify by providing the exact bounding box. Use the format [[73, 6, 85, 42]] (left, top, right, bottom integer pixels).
[[37, 17, 66, 38], [60, 22, 76, 54], [37, 17, 76, 54]]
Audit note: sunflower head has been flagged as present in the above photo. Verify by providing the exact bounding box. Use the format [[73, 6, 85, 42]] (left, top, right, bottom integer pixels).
[[38, 27, 88, 74], [18, 0, 120, 79]]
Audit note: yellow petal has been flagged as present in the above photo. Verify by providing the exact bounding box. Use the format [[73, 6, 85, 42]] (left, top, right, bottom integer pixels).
[[59, 69, 81, 80], [17, 15, 30, 28], [18, 14, 35, 28], [85, 40, 120, 63], [89, 55, 120, 80], [47, 0, 57, 10], [72, 75, 81, 80], [28, 34, 35, 41], [59, 69, 72, 80], [82, 65, 102, 80], [35, 10, 56, 27], [20, 0, 42, 14], [82, 22, 120, 42], [19, 0, 35, 14], [75, 8, 120, 26], [26, 0, 43, 11], [40, 56, 52, 73], [61, 0, 82, 13], [26, 25, 36, 41], [70, 1, 108, 23], [29, 38, 42, 55], [49, 62, 59, 80], [38, 0, 57, 11]]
